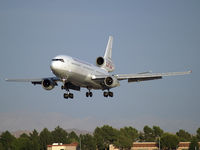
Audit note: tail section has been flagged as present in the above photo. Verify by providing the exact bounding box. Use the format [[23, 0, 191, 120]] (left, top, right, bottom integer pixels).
[[104, 36, 113, 59], [96, 36, 115, 72]]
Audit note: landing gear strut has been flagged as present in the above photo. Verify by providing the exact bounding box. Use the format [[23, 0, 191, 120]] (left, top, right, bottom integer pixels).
[[86, 89, 93, 97]]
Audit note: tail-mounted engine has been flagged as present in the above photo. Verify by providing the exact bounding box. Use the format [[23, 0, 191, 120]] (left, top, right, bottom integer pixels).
[[104, 76, 120, 88], [42, 79, 57, 90], [96, 57, 115, 72]]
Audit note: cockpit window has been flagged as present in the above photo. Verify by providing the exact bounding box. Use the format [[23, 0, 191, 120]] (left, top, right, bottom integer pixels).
[[52, 59, 64, 62]]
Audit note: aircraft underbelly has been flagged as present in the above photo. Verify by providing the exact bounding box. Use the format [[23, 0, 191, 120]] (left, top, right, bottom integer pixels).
[[67, 68, 102, 89]]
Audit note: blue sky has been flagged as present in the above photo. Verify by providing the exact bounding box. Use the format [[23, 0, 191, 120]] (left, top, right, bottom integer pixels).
[[0, 0, 199, 133]]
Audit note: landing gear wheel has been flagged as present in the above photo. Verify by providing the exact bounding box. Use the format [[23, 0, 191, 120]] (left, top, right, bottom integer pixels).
[[103, 92, 109, 97], [109, 92, 113, 97], [89, 92, 93, 97], [86, 92, 93, 97], [85, 92, 89, 97], [103, 91, 113, 97], [64, 93, 69, 99], [69, 93, 74, 99], [64, 93, 74, 99]]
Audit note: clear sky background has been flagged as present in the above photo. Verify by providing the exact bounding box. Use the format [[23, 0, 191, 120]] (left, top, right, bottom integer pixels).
[[0, 0, 199, 133]]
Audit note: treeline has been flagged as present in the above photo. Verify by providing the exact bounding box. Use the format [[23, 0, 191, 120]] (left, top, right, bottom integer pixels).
[[0, 125, 200, 150]]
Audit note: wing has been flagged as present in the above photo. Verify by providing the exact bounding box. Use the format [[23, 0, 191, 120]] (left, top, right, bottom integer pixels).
[[114, 70, 192, 82], [5, 77, 61, 85]]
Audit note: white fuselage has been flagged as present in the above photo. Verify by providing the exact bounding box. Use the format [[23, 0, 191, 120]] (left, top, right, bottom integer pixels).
[[50, 55, 109, 89]]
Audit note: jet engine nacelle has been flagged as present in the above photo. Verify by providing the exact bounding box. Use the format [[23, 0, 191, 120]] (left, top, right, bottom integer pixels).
[[96, 57, 115, 72], [104, 76, 120, 88], [42, 79, 56, 90]]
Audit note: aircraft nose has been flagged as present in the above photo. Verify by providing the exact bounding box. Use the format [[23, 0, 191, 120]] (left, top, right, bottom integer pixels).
[[50, 57, 66, 74], [50, 61, 59, 71]]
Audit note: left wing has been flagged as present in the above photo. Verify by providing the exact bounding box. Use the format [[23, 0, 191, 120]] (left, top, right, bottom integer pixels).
[[5, 77, 81, 91], [114, 70, 192, 82], [5, 77, 60, 85]]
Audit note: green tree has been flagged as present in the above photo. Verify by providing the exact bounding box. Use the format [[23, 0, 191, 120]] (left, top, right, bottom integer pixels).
[[68, 131, 79, 143], [94, 125, 118, 150], [196, 128, 200, 141], [20, 133, 29, 139], [143, 125, 155, 142], [0, 142, 3, 150], [13, 135, 32, 150], [189, 137, 199, 150], [30, 129, 40, 150], [0, 131, 16, 150], [160, 133, 179, 150], [114, 131, 132, 150], [153, 126, 164, 138], [120, 127, 138, 142], [114, 126, 138, 149], [176, 129, 191, 142], [94, 127, 105, 150], [39, 128, 52, 150], [80, 134, 96, 150], [138, 132, 145, 142], [51, 126, 68, 144]]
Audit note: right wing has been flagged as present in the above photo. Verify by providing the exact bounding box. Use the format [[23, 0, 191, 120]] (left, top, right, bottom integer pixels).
[[114, 70, 192, 82]]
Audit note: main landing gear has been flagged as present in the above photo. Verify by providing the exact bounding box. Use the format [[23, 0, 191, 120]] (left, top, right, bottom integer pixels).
[[63, 92, 74, 99], [86, 89, 93, 97], [103, 90, 114, 97], [62, 84, 74, 99]]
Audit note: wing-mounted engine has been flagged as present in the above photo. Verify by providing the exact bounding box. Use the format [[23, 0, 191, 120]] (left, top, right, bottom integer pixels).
[[42, 78, 57, 90], [96, 57, 115, 72], [104, 76, 120, 88]]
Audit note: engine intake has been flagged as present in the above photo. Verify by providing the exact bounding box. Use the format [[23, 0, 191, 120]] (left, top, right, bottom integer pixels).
[[105, 77, 113, 86], [42, 79, 56, 90], [96, 57, 104, 66], [104, 76, 120, 88]]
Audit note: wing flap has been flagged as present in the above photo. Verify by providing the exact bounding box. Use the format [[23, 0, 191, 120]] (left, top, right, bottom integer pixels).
[[128, 76, 162, 82]]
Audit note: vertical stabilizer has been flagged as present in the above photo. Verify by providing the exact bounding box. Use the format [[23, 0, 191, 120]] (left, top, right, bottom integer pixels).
[[96, 36, 115, 72], [104, 36, 113, 59]]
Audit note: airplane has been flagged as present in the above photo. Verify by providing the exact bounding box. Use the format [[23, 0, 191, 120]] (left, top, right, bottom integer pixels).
[[6, 36, 191, 99]]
